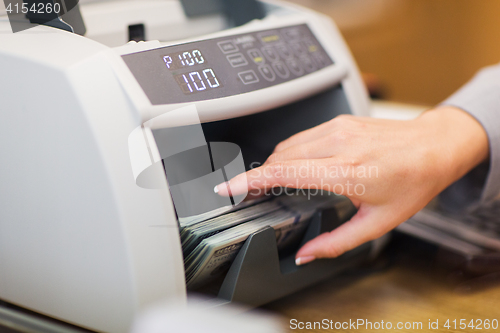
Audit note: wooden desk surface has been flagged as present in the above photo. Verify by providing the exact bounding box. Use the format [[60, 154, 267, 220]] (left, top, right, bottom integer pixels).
[[264, 247, 500, 332]]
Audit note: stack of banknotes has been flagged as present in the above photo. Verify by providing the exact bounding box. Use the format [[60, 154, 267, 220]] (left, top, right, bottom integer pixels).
[[180, 193, 348, 290]]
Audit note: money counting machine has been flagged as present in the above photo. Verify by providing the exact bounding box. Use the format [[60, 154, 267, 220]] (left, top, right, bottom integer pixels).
[[0, 0, 379, 331]]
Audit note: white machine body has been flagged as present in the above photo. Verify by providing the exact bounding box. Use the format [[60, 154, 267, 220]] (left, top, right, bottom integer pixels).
[[0, 1, 370, 332]]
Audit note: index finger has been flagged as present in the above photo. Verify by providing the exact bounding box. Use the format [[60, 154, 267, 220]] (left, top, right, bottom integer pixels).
[[214, 158, 358, 198]]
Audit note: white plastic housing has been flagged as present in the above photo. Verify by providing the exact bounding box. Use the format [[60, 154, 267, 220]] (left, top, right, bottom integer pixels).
[[0, 1, 370, 332]]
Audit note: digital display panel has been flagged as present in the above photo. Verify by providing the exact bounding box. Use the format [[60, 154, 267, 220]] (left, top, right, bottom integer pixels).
[[122, 24, 334, 105]]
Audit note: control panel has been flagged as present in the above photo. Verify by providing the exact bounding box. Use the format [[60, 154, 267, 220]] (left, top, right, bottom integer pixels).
[[122, 24, 334, 105]]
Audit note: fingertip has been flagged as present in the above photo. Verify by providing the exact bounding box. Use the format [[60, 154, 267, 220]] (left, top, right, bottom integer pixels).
[[215, 172, 250, 197], [214, 181, 231, 197], [295, 256, 315, 266]]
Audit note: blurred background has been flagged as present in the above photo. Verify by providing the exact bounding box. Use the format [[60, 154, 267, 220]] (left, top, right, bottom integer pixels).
[[287, 0, 500, 106]]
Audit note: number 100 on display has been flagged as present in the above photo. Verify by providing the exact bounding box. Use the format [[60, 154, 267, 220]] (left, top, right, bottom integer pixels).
[[174, 69, 222, 95]]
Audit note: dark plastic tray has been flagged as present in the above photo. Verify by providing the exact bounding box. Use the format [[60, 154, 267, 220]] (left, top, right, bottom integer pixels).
[[217, 207, 372, 306]]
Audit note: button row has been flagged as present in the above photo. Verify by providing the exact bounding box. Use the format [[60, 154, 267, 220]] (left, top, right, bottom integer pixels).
[[237, 55, 320, 85], [227, 50, 321, 73], [222, 40, 325, 66], [217, 28, 306, 53], [219, 34, 326, 86]]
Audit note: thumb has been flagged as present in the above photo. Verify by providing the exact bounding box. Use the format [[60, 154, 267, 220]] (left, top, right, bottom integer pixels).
[[295, 205, 391, 265]]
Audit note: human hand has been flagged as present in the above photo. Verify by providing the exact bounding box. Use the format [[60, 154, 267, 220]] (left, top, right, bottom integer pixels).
[[215, 106, 488, 265]]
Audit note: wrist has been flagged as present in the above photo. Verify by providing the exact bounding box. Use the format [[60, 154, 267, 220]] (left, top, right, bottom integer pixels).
[[415, 106, 489, 189]]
